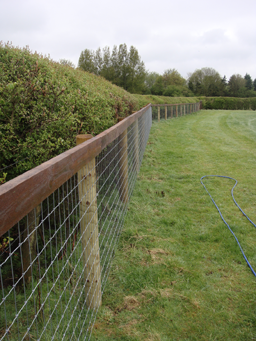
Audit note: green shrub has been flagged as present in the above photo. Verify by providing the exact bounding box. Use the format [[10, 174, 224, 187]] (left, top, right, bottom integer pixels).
[[133, 94, 200, 108], [0, 43, 140, 181], [200, 97, 256, 111]]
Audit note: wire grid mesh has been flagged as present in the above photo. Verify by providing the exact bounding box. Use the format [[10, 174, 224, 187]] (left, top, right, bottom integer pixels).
[[0, 107, 152, 341], [151, 106, 158, 120], [152, 103, 200, 121], [167, 106, 172, 119], [160, 107, 165, 120]]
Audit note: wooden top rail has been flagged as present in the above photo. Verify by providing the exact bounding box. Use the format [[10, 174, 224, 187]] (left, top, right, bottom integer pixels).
[[0, 104, 151, 237], [151, 102, 199, 107]]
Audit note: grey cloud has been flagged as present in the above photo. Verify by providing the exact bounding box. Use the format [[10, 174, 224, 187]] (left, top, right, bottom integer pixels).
[[0, 0, 255, 80]]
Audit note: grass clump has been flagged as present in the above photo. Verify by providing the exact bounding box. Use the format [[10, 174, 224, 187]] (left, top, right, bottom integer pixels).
[[92, 110, 256, 340]]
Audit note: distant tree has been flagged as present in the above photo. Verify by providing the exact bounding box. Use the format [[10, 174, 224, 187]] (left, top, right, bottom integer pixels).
[[110, 45, 119, 84], [151, 76, 164, 95], [244, 73, 253, 90], [162, 69, 186, 87], [254, 79, 256, 91], [187, 67, 223, 96], [94, 48, 103, 75], [222, 75, 227, 86], [144, 72, 160, 93], [150, 69, 189, 96], [228, 74, 246, 97], [127, 45, 146, 93], [100, 46, 114, 81], [116, 44, 129, 89], [78, 44, 146, 93], [163, 85, 193, 97], [78, 49, 96, 74], [220, 75, 228, 96], [59, 59, 75, 68], [188, 80, 194, 93]]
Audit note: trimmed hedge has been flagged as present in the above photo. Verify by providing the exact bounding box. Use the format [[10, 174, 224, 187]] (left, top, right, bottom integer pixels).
[[133, 94, 200, 108], [0, 44, 140, 181], [200, 97, 256, 110]]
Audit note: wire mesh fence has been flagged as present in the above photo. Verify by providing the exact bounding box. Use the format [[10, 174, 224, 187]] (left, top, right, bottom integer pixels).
[[152, 102, 201, 121], [0, 101, 200, 340], [0, 106, 152, 341]]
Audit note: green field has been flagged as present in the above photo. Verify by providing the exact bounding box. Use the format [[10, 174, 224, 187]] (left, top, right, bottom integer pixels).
[[92, 110, 256, 340]]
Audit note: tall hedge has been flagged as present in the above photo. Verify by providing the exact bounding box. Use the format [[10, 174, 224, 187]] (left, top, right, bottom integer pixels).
[[0, 44, 140, 182]]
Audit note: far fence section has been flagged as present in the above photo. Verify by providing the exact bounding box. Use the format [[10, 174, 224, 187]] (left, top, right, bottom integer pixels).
[[152, 102, 201, 121], [0, 101, 200, 341]]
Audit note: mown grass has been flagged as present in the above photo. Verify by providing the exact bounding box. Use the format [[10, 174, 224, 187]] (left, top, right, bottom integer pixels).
[[91, 110, 256, 341]]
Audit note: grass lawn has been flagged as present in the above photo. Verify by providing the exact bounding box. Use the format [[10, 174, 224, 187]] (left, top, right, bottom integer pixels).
[[92, 110, 256, 341]]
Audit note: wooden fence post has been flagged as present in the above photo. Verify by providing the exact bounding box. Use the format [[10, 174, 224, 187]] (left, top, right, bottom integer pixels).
[[118, 119, 129, 204], [76, 134, 102, 309], [171, 105, 173, 118], [134, 119, 140, 173], [22, 205, 41, 284], [158, 107, 160, 122], [165, 106, 167, 120], [176, 105, 178, 117]]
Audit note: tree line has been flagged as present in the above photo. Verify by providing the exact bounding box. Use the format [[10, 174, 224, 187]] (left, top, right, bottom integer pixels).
[[77, 44, 256, 97], [78, 44, 146, 94]]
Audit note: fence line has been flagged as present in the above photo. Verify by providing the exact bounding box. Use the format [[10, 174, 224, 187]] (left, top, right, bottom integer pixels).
[[0, 102, 200, 340], [151, 102, 201, 121]]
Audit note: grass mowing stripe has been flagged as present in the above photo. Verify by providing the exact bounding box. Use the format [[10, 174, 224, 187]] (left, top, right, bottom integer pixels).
[[92, 110, 256, 341]]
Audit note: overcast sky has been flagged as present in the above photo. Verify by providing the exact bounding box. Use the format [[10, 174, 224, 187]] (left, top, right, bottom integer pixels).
[[1, 0, 255, 80]]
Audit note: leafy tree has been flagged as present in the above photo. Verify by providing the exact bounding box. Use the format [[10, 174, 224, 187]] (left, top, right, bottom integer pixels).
[[78, 44, 146, 94], [162, 69, 186, 87], [220, 76, 228, 96], [100, 46, 113, 81], [144, 72, 160, 94], [228, 74, 246, 97], [78, 49, 96, 74], [254, 79, 256, 91], [94, 48, 103, 75], [187, 67, 223, 96], [116, 44, 129, 89], [149, 69, 189, 96], [151, 76, 164, 95], [59, 59, 75, 68], [163, 85, 193, 97], [127, 46, 146, 93], [244, 73, 253, 90], [188, 80, 195, 93], [222, 75, 227, 86]]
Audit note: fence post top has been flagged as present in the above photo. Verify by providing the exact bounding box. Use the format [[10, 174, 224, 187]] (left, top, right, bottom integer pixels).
[[76, 134, 93, 145]]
